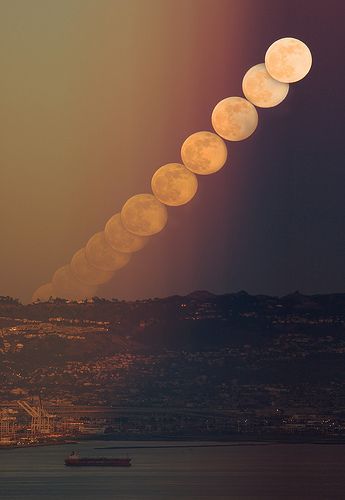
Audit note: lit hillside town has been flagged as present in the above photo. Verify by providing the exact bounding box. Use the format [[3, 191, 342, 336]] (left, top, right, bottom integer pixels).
[[1, 292, 345, 447]]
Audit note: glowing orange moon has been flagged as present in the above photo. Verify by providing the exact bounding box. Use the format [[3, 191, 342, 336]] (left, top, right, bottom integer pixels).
[[52, 264, 97, 300], [181, 131, 228, 175], [151, 163, 198, 206], [211, 96, 258, 141], [32, 283, 55, 302], [105, 213, 149, 253], [121, 193, 168, 236], [71, 248, 113, 286], [242, 63, 289, 108], [265, 37, 312, 83], [85, 231, 131, 272]]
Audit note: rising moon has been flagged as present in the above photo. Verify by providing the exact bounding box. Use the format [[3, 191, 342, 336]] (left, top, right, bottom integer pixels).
[[71, 248, 114, 286], [32, 282, 55, 303], [85, 231, 131, 272], [265, 37, 312, 83], [211, 96, 258, 141], [105, 213, 149, 253], [242, 63, 289, 108], [151, 163, 198, 206], [52, 264, 97, 300], [181, 131, 228, 175], [121, 193, 168, 236]]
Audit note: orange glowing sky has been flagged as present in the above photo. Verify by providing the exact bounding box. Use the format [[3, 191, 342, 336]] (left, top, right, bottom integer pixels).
[[1, 0, 344, 301]]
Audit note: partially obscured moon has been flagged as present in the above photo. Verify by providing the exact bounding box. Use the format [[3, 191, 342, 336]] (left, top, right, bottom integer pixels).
[[151, 163, 198, 206], [242, 63, 289, 108], [52, 264, 97, 300], [32, 282, 55, 303], [71, 248, 113, 286], [86, 231, 131, 272], [105, 213, 149, 253], [181, 131, 228, 175], [265, 37, 312, 83], [121, 193, 168, 236], [211, 96, 258, 141]]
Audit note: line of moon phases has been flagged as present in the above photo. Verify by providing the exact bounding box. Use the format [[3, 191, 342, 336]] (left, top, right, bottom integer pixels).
[[121, 193, 168, 236], [32, 37, 312, 303], [71, 248, 114, 286], [181, 131, 228, 175], [85, 231, 131, 272], [151, 163, 198, 206], [211, 96, 259, 141], [242, 63, 289, 108], [52, 264, 97, 300], [265, 37, 312, 83], [105, 213, 149, 253]]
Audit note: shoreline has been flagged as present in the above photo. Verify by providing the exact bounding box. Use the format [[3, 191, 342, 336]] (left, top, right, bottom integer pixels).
[[3, 434, 345, 451], [0, 439, 78, 451]]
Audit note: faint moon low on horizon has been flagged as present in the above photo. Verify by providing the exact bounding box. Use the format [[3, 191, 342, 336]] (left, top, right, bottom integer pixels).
[[52, 264, 97, 300], [32, 282, 55, 302], [85, 232, 131, 272], [105, 213, 149, 253], [71, 248, 113, 286]]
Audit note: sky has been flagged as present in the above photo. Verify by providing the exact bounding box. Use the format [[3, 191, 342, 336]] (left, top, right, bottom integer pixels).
[[0, 0, 344, 302]]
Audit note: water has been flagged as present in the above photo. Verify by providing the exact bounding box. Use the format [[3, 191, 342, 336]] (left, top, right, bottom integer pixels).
[[1, 440, 344, 499]]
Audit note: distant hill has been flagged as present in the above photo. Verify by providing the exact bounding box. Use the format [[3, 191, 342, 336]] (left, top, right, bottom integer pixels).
[[1, 291, 345, 412], [1, 290, 344, 320], [0, 291, 344, 353], [186, 290, 216, 300]]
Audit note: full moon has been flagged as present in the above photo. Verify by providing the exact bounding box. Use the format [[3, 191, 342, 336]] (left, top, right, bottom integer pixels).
[[181, 131, 228, 175], [105, 213, 149, 253], [52, 264, 97, 300], [242, 63, 289, 108], [211, 96, 258, 141], [32, 282, 55, 302], [121, 193, 168, 236], [71, 248, 113, 286], [85, 231, 131, 272], [151, 163, 198, 206], [265, 37, 312, 83]]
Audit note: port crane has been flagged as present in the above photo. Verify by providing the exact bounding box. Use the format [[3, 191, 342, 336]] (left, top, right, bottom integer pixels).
[[17, 396, 55, 435], [0, 409, 16, 443]]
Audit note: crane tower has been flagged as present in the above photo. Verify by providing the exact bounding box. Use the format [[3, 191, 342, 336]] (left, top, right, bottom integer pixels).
[[17, 396, 55, 435], [0, 410, 16, 443]]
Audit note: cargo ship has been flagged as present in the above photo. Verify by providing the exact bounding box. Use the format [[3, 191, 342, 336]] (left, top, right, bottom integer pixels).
[[64, 451, 131, 467]]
